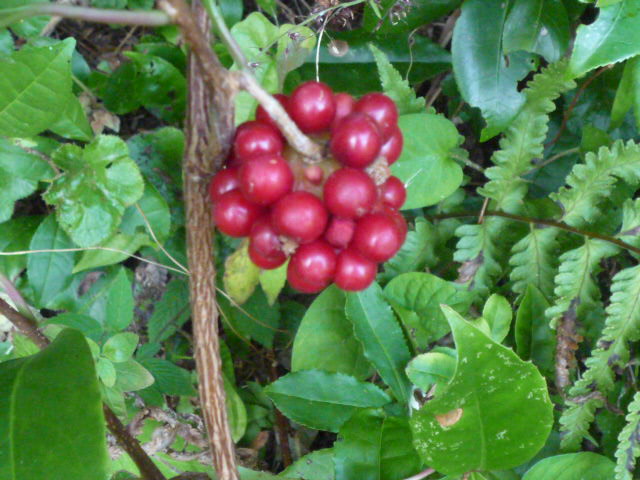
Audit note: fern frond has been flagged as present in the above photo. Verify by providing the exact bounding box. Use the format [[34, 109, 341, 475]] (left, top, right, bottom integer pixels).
[[509, 225, 560, 298], [552, 140, 640, 228], [546, 239, 620, 327], [619, 198, 640, 249], [616, 391, 640, 480], [480, 60, 575, 211], [560, 391, 604, 451]]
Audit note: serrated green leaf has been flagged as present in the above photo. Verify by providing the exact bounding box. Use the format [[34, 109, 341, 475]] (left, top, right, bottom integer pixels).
[[147, 278, 190, 343], [369, 43, 425, 115], [219, 287, 280, 348], [391, 113, 463, 209], [264, 370, 390, 432], [73, 231, 150, 273], [104, 267, 134, 332], [113, 359, 154, 392], [259, 260, 288, 305], [44, 135, 144, 247], [522, 452, 615, 479], [0, 329, 108, 480], [615, 392, 640, 480], [0, 139, 53, 223], [292, 285, 371, 380], [103, 332, 138, 363], [139, 357, 195, 396], [280, 449, 334, 480], [0, 38, 75, 137], [224, 241, 261, 305], [410, 306, 553, 475], [346, 282, 412, 404]]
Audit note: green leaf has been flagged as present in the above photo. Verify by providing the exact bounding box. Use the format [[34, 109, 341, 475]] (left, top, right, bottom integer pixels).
[[482, 294, 512, 343], [73, 231, 149, 273], [147, 278, 190, 343], [224, 373, 247, 442], [27, 215, 75, 308], [334, 411, 422, 480], [452, 0, 534, 140], [49, 93, 93, 142], [503, 0, 570, 62], [0, 215, 40, 279], [391, 113, 463, 209], [570, 0, 640, 77], [522, 452, 615, 479], [104, 267, 134, 332], [615, 391, 640, 480], [113, 359, 154, 392], [362, 0, 460, 35], [380, 218, 436, 282], [0, 29, 13, 55], [139, 357, 196, 396], [103, 332, 139, 363], [410, 306, 553, 475], [406, 348, 457, 391], [97, 356, 116, 387], [280, 449, 334, 480], [219, 287, 280, 348], [383, 272, 473, 345], [611, 57, 640, 129], [224, 241, 261, 305], [515, 284, 555, 377], [292, 285, 371, 380], [0, 139, 53, 223], [0, 329, 108, 480], [345, 282, 412, 404], [0, 38, 75, 137], [276, 24, 315, 89], [369, 43, 425, 115], [44, 313, 103, 342], [264, 370, 390, 432], [259, 260, 288, 305], [120, 182, 171, 243], [44, 135, 145, 247]]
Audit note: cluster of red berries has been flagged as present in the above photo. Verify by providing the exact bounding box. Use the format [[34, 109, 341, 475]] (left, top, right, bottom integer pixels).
[[209, 81, 407, 293]]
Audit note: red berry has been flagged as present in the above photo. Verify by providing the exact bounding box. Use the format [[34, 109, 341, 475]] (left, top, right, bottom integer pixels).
[[238, 154, 293, 205], [354, 93, 398, 140], [303, 165, 324, 185], [331, 93, 356, 129], [330, 112, 382, 168], [209, 167, 240, 202], [352, 212, 404, 262], [287, 240, 337, 293], [213, 190, 263, 237], [255, 94, 289, 130], [323, 168, 377, 219], [334, 249, 377, 291], [380, 125, 403, 165], [233, 120, 284, 161], [288, 81, 336, 133], [380, 176, 406, 209], [249, 217, 286, 269], [271, 191, 329, 243], [324, 217, 355, 249]]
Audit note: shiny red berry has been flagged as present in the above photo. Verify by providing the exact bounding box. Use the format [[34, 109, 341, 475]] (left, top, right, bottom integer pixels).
[[233, 120, 284, 161], [330, 112, 382, 168], [324, 217, 355, 249], [380, 125, 403, 165], [352, 212, 404, 262], [248, 216, 286, 269], [238, 154, 293, 205], [288, 81, 336, 133], [334, 249, 378, 291], [209, 167, 240, 202], [380, 176, 406, 209], [271, 191, 329, 243], [287, 240, 337, 293], [213, 190, 263, 237], [331, 92, 356, 129], [323, 168, 377, 219], [255, 94, 289, 130], [354, 93, 398, 140]]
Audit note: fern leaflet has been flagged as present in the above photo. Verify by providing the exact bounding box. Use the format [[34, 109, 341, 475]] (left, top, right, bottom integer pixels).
[[509, 225, 559, 298], [616, 391, 640, 480]]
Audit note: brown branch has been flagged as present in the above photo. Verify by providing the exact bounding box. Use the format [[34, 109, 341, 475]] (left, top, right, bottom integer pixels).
[[267, 350, 292, 467], [0, 296, 166, 480], [178, 1, 240, 479]]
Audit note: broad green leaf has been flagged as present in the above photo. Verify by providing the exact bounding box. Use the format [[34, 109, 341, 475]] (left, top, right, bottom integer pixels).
[[362, 0, 460, 34], [391, 114, 463, 209], [280, 449, 334, 480], [0, 29, 14, 55], [103, 332, 138, 363], [0, 216, 40, 279], [452, 0, 534, 140], [49, 93, 93, 142], [570, 0, 640, 77], [292, 285, 371, 380], [276, 24, 315, 89], [73, 231, 149, 273], [611, 57, 638, 129], [410, 307, 553, 475], [219, 288, 280, 348], [44, 135, 145, 247], [138, 357, 196, 396], [515, 284, 555, 377], [503, 0, 570, 62], [97, 357, 117, 387], [334, 411, 421, 480], [383, 272, 473, 345], [345, 282, 412, 404], [264, 370, 390, 432], [259, 261, 288, 305], [148, 278, 191, 343], [224, 241, 261, 305], [45, 313, 103, 342], [0, 38, 75, 137], [482, 294, 512, 343], [113, 359, 154, 392], [0, 139, 53, 223], [224, 373, 248, 442], [369, 43, 425, 115], [0, 329, 108, 480], [522, 452, 615, 479], [120, 182, 171, 243], [102, 384, 126, 419], [27, 215, 75, 308], [406, 348, 457, 391], [104, 267, 134, 332]]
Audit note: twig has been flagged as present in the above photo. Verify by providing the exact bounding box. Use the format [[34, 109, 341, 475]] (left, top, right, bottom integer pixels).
[[0, 296, 166, 480]]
